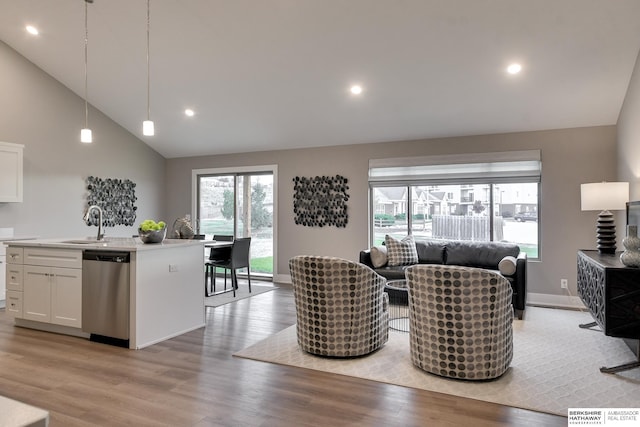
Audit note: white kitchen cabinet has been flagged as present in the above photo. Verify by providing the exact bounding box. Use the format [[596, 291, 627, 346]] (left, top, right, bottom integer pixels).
[[8, 247, 82, 328], [0, 142, 24, 203], [23, 265, 82, 327], [23, 248, 82, 269], [6, 263, 23, 291], [6, 247, 24, 264], [5, 248, 23, 317], [5, 291, 22, 317], [23, 265, 51, 322], [50, 267, 82, 327]]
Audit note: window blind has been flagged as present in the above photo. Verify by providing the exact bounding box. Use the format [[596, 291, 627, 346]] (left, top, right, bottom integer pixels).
[[368, 150, 541, 185]]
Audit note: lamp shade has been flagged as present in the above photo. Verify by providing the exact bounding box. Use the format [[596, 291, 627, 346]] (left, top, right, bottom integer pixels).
[[581, 182, 629, 211], [80, 128, 92, 143], [143, 120, 154, 136]]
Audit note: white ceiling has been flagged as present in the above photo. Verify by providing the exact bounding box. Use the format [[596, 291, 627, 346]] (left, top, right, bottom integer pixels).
[[1, 0, 640, 159]]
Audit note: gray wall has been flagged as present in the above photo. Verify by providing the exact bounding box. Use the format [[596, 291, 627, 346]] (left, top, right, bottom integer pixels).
[[166, 125, 617, 299], [618, 49, 640, 200], [0, 41, 165, 238]]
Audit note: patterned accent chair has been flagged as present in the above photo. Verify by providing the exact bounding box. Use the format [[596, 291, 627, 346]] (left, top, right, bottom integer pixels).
[[289, 255, 389, 357], [405, 264, 513, 380]]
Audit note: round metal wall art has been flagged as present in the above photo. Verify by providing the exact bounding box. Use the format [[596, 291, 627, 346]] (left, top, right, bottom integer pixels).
[[292, 175, 349, 228], [85, 176, 137, 227]]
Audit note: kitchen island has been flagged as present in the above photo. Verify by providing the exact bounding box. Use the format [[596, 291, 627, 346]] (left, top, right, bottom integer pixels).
[[3, 237, 205, 349]]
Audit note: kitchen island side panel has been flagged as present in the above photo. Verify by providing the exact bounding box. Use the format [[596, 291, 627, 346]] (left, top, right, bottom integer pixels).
[[130, 243, 205, 349]]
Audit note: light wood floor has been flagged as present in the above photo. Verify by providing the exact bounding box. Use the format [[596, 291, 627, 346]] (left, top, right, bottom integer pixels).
[[0, 286, 566, 426]]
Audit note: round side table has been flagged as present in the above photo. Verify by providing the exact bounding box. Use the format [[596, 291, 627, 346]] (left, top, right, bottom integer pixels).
[[384, 279, 409, 332]]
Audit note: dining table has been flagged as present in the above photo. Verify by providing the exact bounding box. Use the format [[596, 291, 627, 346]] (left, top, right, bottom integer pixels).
[[204, 240, 234, 249]]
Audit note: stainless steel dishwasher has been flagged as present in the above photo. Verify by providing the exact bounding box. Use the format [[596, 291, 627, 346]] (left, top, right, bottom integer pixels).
[[82, 251, 130, 347]]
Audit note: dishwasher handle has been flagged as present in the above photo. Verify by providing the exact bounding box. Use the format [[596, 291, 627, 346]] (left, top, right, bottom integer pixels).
[[83, 251, 130, 263]]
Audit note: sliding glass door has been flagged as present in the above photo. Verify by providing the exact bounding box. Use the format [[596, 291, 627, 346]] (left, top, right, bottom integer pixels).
[[196, 171, 274, 277]]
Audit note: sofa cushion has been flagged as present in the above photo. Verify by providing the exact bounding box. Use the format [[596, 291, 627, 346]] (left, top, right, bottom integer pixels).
[[385, 235, 418, 266], [415, 240, 446, 264], [498, 256, 518, 276], [370, 245, 388, 268], [445, 240, 520, 269]]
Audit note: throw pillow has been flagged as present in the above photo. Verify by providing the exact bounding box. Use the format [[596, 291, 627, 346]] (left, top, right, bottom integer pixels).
[[370, 245, 388, 268], [498, 256, 517, 276], [385, 235, 418, 266]]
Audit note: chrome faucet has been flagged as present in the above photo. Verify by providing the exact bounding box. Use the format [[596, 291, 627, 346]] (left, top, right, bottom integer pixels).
[[84, 205, 104, 241]]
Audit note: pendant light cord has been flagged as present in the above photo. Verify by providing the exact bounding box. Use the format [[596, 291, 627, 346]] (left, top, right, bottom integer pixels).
[[84, 0, 90, 128], [146, 0, 151, 121]]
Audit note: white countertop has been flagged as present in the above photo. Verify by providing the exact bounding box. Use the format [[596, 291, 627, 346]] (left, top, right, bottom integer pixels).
[[2, 237, 204, 251], [0, 235, 39, 242], [0, 395, 49, 427]]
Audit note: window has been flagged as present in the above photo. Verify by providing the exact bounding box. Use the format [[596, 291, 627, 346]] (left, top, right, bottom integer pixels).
[[369, 151, 540, 258], [194, 166, 276, 277]]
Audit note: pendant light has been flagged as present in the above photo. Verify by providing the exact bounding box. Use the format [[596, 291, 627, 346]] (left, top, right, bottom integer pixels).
[[142, 0, 154, 136], [81, 0, 93, 143]]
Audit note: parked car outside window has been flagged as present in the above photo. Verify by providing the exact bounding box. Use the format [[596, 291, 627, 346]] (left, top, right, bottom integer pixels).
[[514, 211, 537, 222]]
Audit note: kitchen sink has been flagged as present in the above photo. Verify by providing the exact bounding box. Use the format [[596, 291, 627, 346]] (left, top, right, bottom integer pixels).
[[59, 237, 138, 247], [61, 239, 106, 244]]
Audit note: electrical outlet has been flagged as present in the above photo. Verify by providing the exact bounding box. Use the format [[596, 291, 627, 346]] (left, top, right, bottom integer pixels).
[[169, 264, 179, 272], [561, 279, 568, 289]]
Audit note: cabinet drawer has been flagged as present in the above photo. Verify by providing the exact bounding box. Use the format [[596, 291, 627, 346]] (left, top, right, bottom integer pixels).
[[6, 264, 23, 291], [24, 248, 82, 269], [6, 247, 23, 264], [6, 290, 22, 318]]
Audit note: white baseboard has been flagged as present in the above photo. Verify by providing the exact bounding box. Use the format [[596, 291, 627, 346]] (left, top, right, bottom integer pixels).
[[526, 292, 586, 310], [273, 273, 292, 285]]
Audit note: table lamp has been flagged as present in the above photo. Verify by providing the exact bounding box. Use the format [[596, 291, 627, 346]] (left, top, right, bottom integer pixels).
[[581, 182, 629, 254]]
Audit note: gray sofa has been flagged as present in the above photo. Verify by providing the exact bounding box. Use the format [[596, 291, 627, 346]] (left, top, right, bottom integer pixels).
[[359, 239, 527, 319]]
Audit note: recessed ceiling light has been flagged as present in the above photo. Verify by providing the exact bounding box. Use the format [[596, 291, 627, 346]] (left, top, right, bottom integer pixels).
[[350, 85, 363, 95], [25, 25, 39, 35], [184, 109, 195, 117], [507, 63, 522, 75]]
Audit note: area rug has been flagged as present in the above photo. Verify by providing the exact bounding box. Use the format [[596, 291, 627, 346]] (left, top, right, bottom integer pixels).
[[205, 283, 276, 307], [234, 306, 640, 416]]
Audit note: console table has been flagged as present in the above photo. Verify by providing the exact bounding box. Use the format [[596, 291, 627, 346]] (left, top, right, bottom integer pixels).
[[577, 250, 640, 373]]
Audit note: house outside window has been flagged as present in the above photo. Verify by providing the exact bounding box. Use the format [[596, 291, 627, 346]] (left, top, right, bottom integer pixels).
[[369, 151, 541, 259]]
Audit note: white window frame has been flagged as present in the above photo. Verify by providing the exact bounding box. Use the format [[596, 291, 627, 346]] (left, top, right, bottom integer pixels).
[[192, 164, 278, 277], [368, 151, 541, 259]]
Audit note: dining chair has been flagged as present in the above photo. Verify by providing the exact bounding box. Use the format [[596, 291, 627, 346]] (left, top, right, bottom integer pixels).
[[208, 237, 251, 297], [204, 235, 234, 296]]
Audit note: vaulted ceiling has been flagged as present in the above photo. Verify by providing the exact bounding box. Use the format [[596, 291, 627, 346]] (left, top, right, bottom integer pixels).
[[1, 0, 639, 158]]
